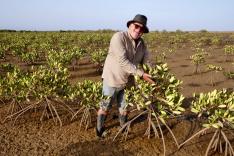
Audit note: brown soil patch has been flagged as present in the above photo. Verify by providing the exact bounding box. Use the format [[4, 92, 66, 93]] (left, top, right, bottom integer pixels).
[[0, 45, 233, 156]]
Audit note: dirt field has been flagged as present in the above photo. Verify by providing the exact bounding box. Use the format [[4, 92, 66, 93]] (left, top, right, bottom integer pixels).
[[0, 41, 234, 156]]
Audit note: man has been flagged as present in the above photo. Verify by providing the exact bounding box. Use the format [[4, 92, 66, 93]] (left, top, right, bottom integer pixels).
[[96, 14, 155, 138]]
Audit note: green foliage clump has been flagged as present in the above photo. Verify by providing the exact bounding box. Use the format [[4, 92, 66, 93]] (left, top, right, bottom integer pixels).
[[191, 89, 234, 129]]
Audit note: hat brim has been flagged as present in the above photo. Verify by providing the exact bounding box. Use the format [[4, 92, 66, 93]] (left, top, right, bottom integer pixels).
[[127, 20, 149, 33]]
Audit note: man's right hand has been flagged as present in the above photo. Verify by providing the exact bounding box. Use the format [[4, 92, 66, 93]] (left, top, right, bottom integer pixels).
[[142, 73, 156, 84]]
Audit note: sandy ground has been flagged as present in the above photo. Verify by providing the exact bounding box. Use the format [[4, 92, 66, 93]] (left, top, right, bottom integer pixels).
[[0, 45, 233, 156]]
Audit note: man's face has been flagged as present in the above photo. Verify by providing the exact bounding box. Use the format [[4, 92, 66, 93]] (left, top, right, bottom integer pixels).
[[128, 22, 144, 40]]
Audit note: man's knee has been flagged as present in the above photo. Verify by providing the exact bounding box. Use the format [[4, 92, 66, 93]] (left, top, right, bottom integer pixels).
[[99, 98, 112, 112]]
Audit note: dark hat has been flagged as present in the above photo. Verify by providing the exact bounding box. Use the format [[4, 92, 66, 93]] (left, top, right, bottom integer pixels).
[[127, 14, 149, 33]]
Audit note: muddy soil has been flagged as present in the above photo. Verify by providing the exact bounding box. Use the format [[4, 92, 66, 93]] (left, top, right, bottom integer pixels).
[[0, 45, 233, 156]]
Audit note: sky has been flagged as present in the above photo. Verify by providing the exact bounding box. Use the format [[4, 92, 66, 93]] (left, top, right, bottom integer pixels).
[[1, 0, 234, 31]]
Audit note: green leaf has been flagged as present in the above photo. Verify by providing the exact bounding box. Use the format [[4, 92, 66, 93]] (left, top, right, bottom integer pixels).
[[172, 110, 181, 115], [202, 124, 211, 128], [160, 110, 167, 116], [218, 104, 226, 108], [212, 123, 220, 129], [177, 107, 185, 112], [218, 121, 223, 128], [145, 101, 151, 105]]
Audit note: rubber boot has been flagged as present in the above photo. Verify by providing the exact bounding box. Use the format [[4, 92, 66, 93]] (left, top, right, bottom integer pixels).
[[96, 114, 107, 137], [119, 114, 128, 127]]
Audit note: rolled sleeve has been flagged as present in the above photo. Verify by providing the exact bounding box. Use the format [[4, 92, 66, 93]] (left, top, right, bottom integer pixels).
[[136, 69, 144, 77]]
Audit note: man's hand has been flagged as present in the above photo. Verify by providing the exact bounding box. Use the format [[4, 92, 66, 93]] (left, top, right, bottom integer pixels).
[[142, 73, 155, 84]]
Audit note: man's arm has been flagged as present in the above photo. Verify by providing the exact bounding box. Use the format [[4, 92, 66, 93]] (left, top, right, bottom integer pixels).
[[110, 33, 144, 77]]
